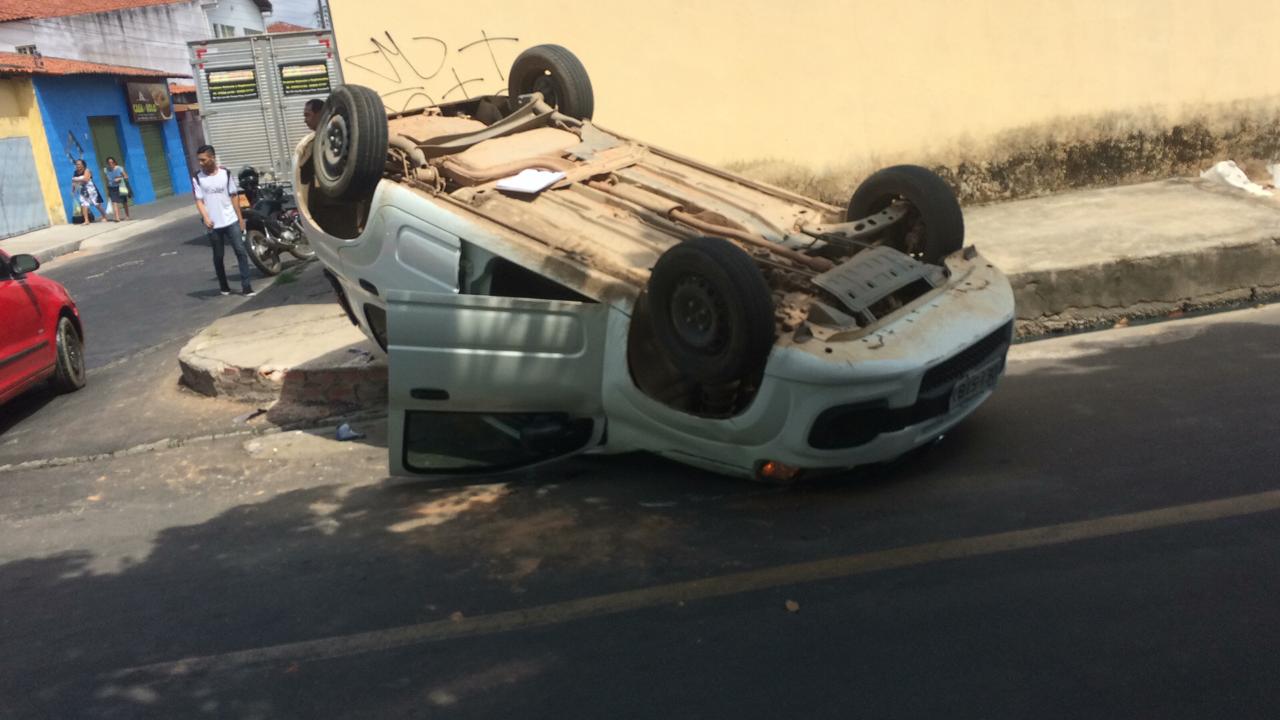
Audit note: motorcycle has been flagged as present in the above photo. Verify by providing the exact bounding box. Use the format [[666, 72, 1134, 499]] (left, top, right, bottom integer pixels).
[[238, 166, 314, 276]]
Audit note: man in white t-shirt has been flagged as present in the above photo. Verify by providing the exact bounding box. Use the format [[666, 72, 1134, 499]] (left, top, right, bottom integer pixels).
[[192, 144, 254, 296]]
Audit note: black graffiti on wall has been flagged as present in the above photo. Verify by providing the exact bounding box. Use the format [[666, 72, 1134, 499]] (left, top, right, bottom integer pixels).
[[343, 30, 519, 111]]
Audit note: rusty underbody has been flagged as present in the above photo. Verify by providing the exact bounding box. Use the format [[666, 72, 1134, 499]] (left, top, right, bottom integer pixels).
[[375, 94, 942, 344]]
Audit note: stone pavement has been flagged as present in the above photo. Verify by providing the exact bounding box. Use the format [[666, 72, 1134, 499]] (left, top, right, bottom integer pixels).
[[66, 175, 1280, 415]]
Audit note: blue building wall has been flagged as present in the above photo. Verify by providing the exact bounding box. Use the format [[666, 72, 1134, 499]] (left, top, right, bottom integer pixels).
[[32, 75, 190, 221]]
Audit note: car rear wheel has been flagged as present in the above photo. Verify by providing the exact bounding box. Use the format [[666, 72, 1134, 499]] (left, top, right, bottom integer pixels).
[[246, 228, 283, 276], [508, 44, 594, 120], [315, 84, 388, 203], [846, 165, 964, 264], [645, 237, 775, 385], [52, 316, 86, 393]]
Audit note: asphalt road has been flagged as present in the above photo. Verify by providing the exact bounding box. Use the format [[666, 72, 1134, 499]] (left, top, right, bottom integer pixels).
[[0, 212, 297, 466], [43, 210, 258, 370], [1, 304, 1278, 719]]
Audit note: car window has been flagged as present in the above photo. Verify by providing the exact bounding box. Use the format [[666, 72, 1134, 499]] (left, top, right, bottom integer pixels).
[[402, 411, 595, 474]]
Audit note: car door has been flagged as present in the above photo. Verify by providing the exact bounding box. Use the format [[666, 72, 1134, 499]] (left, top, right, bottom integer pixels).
[[0, 253, 49, 399], [386, 288, 609, 476], [336, 200, 464, 350]]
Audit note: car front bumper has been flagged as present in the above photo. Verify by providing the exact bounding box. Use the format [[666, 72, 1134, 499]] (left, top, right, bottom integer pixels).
[[602, 252, 1016, 479]]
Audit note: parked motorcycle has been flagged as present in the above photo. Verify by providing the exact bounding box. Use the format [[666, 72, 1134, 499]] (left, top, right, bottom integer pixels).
[[238, 166, 314, 276]]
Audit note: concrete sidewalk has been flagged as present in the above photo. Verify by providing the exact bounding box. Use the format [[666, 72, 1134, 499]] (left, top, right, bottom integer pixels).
[[969, 178, 1280, 334], [176, 176, 1280, 413], [0, 195, 199, 264]]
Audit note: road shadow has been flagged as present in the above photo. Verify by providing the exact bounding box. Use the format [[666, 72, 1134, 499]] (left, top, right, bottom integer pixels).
[[0, 382, 57, 440], [185, 287, 236, 301], [4, 318, 1278, 716], [224, 259, 341, 318], [0, 450, 759, 717]]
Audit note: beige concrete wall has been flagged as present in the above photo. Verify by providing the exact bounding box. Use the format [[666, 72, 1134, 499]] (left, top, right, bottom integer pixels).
[[328, 1, 1280, 202], [0, 78, 67, 225]]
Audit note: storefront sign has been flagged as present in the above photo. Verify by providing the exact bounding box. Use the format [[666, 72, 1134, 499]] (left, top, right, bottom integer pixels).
[[207, 67, 259, 102], [126, 82, 173, 122], [280, 63, 331, 97]]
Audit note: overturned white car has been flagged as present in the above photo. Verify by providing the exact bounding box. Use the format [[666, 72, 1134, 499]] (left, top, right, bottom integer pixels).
[[296, 45, 1014, 481]]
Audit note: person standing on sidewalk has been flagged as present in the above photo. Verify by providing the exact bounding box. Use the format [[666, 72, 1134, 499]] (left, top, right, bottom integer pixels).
[[104, 157, 131, 222], [192, 145, 255, 297], [70, 159, 106, 224]]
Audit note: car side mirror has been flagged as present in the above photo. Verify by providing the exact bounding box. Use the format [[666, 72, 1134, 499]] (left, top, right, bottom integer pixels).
[[9, 254, 40, 275]]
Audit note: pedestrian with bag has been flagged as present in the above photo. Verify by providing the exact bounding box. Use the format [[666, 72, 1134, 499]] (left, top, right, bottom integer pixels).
[[70, 159, 106, 224], [104, 157, 131, 221], [192, 144, 255, 297]]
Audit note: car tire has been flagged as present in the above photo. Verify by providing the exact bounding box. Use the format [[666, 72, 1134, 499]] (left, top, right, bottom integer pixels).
[[52, 315, 86, 393], [846, 165, 964, 264], [246, 228, 283, 276], [646, 237, 775, 385], [508, 44, 594, 120], [314, 84, 388, 203]]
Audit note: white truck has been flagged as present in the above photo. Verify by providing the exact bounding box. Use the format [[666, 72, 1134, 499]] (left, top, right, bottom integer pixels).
[[187, 30, 343, 185]]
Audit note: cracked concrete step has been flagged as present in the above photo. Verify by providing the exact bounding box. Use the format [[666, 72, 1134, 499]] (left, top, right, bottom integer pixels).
[[178, 262, 386, 415]]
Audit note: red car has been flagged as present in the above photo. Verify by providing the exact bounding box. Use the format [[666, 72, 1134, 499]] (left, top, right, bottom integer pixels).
[[1, 250, 86, 405]]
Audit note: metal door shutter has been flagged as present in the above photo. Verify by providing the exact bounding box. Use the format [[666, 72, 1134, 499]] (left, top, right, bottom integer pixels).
[[138, 124, 174, 198], [0, 137, 49, 239], [89, 116, 125, 176]]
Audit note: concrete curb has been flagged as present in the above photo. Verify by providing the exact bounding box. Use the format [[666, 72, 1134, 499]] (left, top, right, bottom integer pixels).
[[178, 349, 387, 415], [963, 178, 1280, 337], [1010, 237, 1280, 336], [30, 240, 86, 265]]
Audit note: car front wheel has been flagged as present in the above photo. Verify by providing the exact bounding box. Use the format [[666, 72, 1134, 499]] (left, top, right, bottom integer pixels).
[[52, 315, 86, 393], [645, 237, 775, 385]]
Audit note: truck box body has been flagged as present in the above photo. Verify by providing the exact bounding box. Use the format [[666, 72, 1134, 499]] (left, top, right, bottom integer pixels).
[[188, 31, 343, 185]]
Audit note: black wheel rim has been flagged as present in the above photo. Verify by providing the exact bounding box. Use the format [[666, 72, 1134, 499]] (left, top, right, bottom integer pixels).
[[669, 276, 727, 353], [60, 321, 84, 384], [321, 112, 349, 178], [532, 73, 560, 108]]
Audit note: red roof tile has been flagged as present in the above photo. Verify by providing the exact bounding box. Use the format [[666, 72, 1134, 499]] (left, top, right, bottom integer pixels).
[[0, 0, 189, 23], [0, 51, 185, 79], [267, 21, 311, 33]]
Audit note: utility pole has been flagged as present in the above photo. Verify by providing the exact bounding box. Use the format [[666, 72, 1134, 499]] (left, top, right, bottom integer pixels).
[[314, 0, 332, 29]]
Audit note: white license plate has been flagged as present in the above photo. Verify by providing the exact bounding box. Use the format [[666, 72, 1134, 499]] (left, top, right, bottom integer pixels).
[[950, 355, 1004, 409]]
